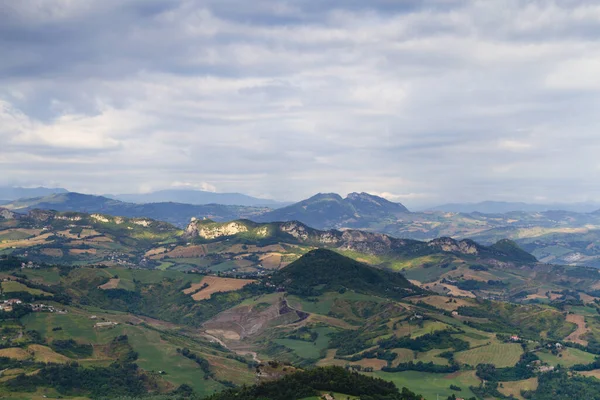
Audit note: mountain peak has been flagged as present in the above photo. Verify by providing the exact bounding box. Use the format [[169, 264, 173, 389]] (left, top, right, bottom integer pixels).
[[345, 192, 409, 213]]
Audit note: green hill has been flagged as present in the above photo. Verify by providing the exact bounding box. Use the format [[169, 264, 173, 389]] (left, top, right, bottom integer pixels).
[[271, 249, 421, 299]]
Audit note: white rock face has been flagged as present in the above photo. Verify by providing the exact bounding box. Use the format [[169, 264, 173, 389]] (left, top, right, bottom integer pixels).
[[428, 238, 478, 254], [55, 215, 83, 221], [0, 209, 16, 219], [255, 226, 269, 237], [91, 214, 110, 223], [198, 222, 249, 239], [132, 219, 151, 227]]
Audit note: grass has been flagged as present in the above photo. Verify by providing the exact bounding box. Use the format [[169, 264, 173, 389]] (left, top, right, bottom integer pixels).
[[22, 269, 61, 284], [498, 377, 538, 400], [416, 349, 450, 365], [369, 370, 480, 400], [536, 347, 597, 367], [393, 320, 450, 338], [21, 310, 125, 344], [208, 260, 239, 272], [274, 327, 336, 360], [287, 292, 383, 316], [455, 343, 523, 367], [1, 281, 53, 297]]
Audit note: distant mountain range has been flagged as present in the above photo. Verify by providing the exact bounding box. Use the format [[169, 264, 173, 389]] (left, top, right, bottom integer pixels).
[[1, 192, 267, 227], [426, 200, 600, 214], [0, 186, 68, 201], [4, 188, 600, 267], [108, 189, 287, 207]]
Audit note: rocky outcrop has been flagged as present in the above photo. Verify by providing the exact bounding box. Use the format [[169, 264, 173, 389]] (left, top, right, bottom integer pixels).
[[0, 208, 17, 219], [428, 237, 479, 255], [197, 221, 249, 239]]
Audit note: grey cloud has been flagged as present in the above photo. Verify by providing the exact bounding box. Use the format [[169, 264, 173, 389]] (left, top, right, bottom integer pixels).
[[1, 0, 600, 206]]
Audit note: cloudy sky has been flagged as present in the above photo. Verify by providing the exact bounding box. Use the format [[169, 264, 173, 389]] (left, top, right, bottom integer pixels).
[[1, 0, 599, 206]]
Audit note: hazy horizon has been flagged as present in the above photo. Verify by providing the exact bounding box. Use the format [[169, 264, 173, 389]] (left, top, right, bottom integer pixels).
[[2, 1, 600, 206]]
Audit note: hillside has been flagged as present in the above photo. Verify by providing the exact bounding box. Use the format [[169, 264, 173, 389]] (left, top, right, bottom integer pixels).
[[6, 208, 600, 305], [271, 249, 421, 298], [1, 245, 600, 398]]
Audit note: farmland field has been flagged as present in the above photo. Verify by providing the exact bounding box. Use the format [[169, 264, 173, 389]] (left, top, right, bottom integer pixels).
[[536, 347, 596, 367], [370, 370, 480, 400], [1, 281, 52, 297], [455, 343, 523, 367], [188, 276, 256, 300], [275, 327, 336, 360], [498, 377, 538, 400]]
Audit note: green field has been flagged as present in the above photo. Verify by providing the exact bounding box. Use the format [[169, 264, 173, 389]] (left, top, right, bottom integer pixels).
[[416, 349, 450, 365], [454, 343, 523, 367], [274, 327, 336, 360], [536, 347, 597, 367], [370, 370, 480, 400], [1, 281, 53, 297], [0, 231, 32, 241], [287, 291, 383, 316], [22, 269, 62, 284]]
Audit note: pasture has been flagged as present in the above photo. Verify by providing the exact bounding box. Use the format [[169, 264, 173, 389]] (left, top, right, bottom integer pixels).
[[1, 281, 52, 297], [275, 327, 336, 360]]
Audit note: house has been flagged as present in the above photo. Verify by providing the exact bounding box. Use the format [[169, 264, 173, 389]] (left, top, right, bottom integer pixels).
[[451, 311, 459, 317], [510, 335, 520, 342], [555, 343, 563, 350]]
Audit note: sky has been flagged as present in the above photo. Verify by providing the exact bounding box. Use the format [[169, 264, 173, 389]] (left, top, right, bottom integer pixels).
[[1, 0, 600, 207]]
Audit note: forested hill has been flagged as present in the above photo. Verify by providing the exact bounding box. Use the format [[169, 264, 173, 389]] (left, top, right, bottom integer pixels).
[[204, 366, 425, 400], [271, 249, 422, 299]]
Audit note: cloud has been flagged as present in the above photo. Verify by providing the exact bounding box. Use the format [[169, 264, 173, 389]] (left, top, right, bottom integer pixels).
[[0, 0, 600, 205]]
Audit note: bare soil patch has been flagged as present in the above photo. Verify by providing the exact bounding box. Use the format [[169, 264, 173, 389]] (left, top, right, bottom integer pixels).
[[69, 248, 97, 255], [189, 276, 256, 300], [566, 313, 589, 346], [99, 278, 120, 290], [41, 248, 63, 257]]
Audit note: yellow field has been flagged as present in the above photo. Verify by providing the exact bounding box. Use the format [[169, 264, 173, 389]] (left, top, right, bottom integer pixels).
[[0, 347, 31, 360], [455, 343, 523, 367], [27, 344, 71, 363], [184, 276, 256, 300], [98, 278, 120, 290]]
